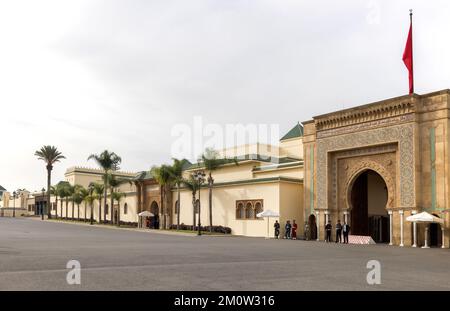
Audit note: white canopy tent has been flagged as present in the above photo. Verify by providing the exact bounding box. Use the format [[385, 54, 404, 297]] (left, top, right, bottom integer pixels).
[[256, 210, 280, 239], [138, 211, 154, 228], [406, 211, 444, 248]]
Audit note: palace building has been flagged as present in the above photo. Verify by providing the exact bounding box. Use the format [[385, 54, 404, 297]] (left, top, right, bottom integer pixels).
[[2, 90, 449, 248]]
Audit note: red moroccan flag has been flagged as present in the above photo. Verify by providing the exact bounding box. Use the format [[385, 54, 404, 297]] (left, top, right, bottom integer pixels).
[[402, 13, 414, 94]]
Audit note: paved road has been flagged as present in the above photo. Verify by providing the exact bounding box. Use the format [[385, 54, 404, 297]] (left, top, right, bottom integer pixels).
[[0, 217, 449, 290]]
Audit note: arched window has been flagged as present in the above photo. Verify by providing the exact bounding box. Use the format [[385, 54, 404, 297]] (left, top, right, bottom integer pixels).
[[255, 202, 263, 218], [245, 202, 254, 219], [124, 203, 128, 215], [236, 202, 245, 219]]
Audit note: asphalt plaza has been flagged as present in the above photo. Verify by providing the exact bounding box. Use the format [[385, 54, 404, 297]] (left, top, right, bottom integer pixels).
[[0, 217, 449, 290]]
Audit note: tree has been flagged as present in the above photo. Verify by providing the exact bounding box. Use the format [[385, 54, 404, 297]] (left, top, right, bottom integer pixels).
[[169, 158, 190, 230], [112, 191, 125, 227], [70, 185, 83, 220], [72, 186, 84, 221], [78, 187, 89, 222], [87, 183, 96, 225], [34, 145, 65, 219], [56, 181, 70, 219], [65, 184, 74, 220], [50, 185, 59, 218], [183, 176, 199, 230], [92, 183, 105, 223], [88, 150, 122, 224], [201, 148, 238, 232], [106, 174, 131, 225], [150, 164, 174, 230]]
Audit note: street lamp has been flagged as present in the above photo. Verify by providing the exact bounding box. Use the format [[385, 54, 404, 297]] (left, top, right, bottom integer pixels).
[[12, 191, 17, 218], [41, 188, 45, 220], [192, 170, 206, 236]]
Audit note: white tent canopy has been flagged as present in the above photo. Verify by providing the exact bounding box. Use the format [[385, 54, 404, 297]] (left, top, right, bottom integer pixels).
[[137, 211, 154, 228], [406, 211, 444, 248], [257, 210, 279, 218], [257, 210, 280, 239], [138, 211, 154, 217], [406, 211, 444, 224]]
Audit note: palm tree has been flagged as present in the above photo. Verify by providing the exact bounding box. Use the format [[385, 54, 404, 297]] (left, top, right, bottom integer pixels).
[[56, 181, 70, 219], [183, 176, 199, 230], [107, 174, 131, 225], [78, 187, 89, 222], [50, 185, 59, 218], [34, 146, 65, 219], [65, 184, 74, 220], [201, 148, 238, 232], [71, 185, 83, 220], [72, 191, 83, 221], [92, 183, 104, 223], [151, 164, 174, 230], [87, 182, 96, 225], [169, 158, 190, 230], [112, 191, 125, 226], [88, 150, 122, 224]]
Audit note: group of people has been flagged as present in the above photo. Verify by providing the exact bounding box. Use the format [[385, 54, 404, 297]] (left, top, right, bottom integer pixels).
[[273, 219, 351, 244], [273, 220, 298, 239], [325, 219, 350, 243]]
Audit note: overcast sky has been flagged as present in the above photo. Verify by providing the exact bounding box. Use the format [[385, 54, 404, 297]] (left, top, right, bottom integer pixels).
[[1, 0, 449, 192]]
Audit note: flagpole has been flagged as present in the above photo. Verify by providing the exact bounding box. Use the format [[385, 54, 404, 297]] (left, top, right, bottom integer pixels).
[[410, 9, 414, 94]]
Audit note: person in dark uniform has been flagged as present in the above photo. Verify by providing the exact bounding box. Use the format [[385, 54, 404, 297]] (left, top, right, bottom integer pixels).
[[325, 220, 332, 242], [274, 220, 280, 239], [335, 219, 342, 243], [284, 220, 292, 239], [342, 221, 350, 244]]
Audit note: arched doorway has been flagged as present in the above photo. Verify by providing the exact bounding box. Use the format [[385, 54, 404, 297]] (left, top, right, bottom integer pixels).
[[430, 214, 442, 247], [150, 201, 160, 229], [350, 169, 390, 243]]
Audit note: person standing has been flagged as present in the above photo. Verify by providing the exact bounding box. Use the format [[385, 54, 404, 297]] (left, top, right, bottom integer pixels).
[[343, 221, 350, 244], [284, 220, 292, 239], [325, 220, 332, 243], [291, 220, 298, 240], [335, 219, 342, 243], [274, 220, 280, 239], [304, 221, 310, 240]]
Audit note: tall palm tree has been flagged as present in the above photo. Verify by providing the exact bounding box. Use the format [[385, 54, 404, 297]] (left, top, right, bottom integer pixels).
[[169, 158, 190, 230], [151, 164, 174, 230], [34, 145, 65, 219], [50, 185, 59, 218], [88, 150, 122, 224], [112, 191, 125, 227], [201, 148, 238, 232], [183, 176, 199, 230], [107, 174, 131, 225], [87, 182, 96, 225], [92, 183, 105, 223]]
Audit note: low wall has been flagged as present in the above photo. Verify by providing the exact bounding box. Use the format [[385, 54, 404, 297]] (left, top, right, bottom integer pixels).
[[0, 208, 28, 217]]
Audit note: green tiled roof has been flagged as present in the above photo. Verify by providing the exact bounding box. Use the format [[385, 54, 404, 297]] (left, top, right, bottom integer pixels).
[[185, 154, 301, 171], [280, 122, 304, 141], [133, 171, 153, 181], [0, 185, 6, 191]]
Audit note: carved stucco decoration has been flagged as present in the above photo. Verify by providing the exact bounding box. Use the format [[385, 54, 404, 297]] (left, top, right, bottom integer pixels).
[[342, 157, 396, 211], [316, 123, 415, 210]]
